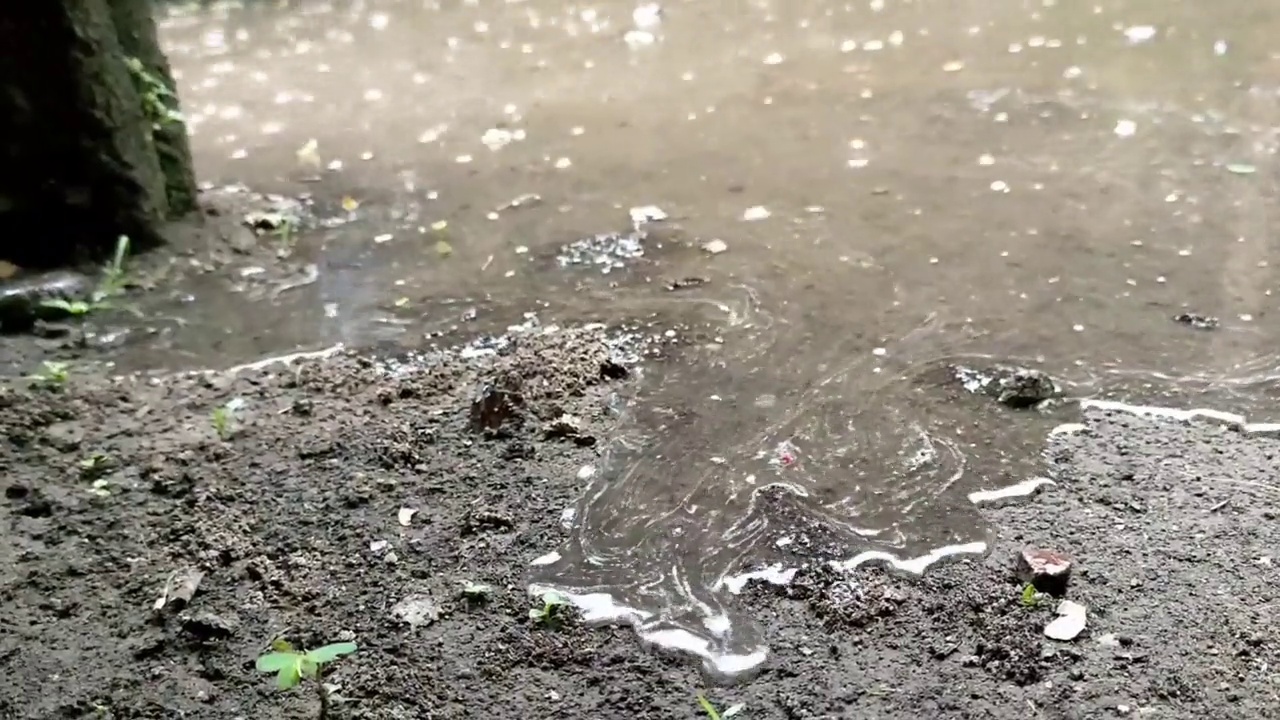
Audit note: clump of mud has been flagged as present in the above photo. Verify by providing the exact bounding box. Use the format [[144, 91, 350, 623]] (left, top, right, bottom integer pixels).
[[556, 231, 648, 273], [950, 363, 1059, 408]]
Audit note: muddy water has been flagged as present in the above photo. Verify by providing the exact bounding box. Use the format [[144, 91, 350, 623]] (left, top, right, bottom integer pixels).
[[154, 0, 1280, 674]]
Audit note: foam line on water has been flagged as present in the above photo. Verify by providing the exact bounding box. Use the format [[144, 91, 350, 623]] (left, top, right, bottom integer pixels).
[[1079, 398, 1244, 427], [968, 476, 1055, 504], [1079, 398, 1280, 438], [526, 583, 766, 676], [144, 343, 347, 381], [829, 541, 988, 574]]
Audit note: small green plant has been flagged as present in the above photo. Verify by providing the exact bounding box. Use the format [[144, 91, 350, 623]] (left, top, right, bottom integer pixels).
[[461, 581, 493, 603], [211, 405, 233, 440], [96, 235, 131, 301], [274, 217, 297, 245], [28, 361, 70, 388], [528, 590, 570, 625], [697, 694, 722, 720], [1020, 583, 1043, 607], [38, 235, 132, 319], [79, 453, 113, 480], [255, 640, 357, 719], [40, 298, 95, 316]]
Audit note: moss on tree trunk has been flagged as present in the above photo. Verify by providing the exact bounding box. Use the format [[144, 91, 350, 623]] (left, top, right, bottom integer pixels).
[[110, 0, 199, 217], [0, 0, 198, 268]]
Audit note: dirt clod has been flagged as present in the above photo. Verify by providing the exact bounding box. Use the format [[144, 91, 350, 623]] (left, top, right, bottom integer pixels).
[[1017, 547, 1073, 596]]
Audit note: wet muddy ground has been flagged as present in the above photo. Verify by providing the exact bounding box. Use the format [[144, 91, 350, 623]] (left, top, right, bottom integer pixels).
[[2, 329, 1278, 719], [6, 0, 1280, 715]]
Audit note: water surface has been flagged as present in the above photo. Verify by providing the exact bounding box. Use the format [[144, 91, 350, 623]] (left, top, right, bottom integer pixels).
[[139, 0, 1280, 673]]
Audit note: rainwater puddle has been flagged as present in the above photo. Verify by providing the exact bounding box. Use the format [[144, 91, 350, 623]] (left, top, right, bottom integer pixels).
[[147, 0, 1280, 678]]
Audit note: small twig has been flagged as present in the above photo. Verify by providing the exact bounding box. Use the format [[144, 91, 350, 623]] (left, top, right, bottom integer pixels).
[[316, 666, 329, 720], [1209, 498, 1231, 513]]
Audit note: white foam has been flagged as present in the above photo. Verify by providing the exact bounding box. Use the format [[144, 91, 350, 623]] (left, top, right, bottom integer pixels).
[[829, 541, 988, 574], [1050, 422, 1086, 436], [719, 563, 797, 594], [223, 343, 345, 374], [541, 587, 653, 624], [1079, 398, 1244, 428], [526, 584, 763, 674], [639, 627, 768, 675], [1242, 422, 1280, 438], [968, 476, 1055, 504]]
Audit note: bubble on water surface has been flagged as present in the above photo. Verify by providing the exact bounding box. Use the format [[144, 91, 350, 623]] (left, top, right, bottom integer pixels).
[[1123, 25, 1157, 44]]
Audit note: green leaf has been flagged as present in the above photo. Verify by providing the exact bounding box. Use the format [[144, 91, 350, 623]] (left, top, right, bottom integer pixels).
[[528, 608, 543, 620], [696, 694, 722, 720], [113, 235, 130, 269], [40, 299, 76, 311], [298, 657, 319, 679], [270, 638, 295, 654], [255, 652, 298, 672], [276, 666, 301, 690], [1226, 163, 1257, 175], [305, 642, 357, 665]]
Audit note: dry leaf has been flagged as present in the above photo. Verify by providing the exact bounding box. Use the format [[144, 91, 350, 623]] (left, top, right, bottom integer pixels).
[[296, 139, 321, 169]]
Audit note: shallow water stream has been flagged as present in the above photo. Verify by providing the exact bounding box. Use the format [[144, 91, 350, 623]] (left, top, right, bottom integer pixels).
[[127, 0, 1280, 674]]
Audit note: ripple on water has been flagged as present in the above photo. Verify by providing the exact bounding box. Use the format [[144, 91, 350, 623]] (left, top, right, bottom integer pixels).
[[528, 332, 1062, 677]]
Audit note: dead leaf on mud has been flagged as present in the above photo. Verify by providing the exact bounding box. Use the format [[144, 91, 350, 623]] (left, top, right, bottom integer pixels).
[[341, 196, 360, 212], [296, 138, 321, 169], [500, 193, 542, 211], [398, 507, 418, 526], [702, 239, 729, 255], [154, 566, 205, 610], [435, 239, 454, 257], [0, 260, 18, 279], [1044, 599, 1087, 641], [629, 204, 668, 226], [391, 594, 442, 627]]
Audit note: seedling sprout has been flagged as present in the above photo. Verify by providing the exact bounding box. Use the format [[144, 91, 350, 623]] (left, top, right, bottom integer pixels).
[[529, 590, 570, 625], [28, 361, 70, 388], [211, 405, 233, 440], [38, 236, 134, 338], [255, 639, 357, 719], [697, 694, 722, 720]]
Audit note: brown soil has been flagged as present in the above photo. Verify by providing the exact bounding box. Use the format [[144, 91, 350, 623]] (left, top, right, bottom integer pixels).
[[2, 324, 1278, 719]]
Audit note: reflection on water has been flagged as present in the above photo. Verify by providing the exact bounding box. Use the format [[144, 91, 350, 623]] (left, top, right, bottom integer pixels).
[[151, 0, 1280, 674]]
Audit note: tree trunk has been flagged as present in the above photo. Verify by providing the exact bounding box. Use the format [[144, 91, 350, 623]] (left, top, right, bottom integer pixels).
[[0, 0, 198, 269], [110, 0, 200, 218]]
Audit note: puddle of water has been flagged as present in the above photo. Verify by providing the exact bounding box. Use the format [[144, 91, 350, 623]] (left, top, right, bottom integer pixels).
[[89, 0, 1280, 676]]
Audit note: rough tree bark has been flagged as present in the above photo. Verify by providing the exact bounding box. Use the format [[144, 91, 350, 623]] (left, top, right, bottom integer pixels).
[[0, 0, 199, 268]]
